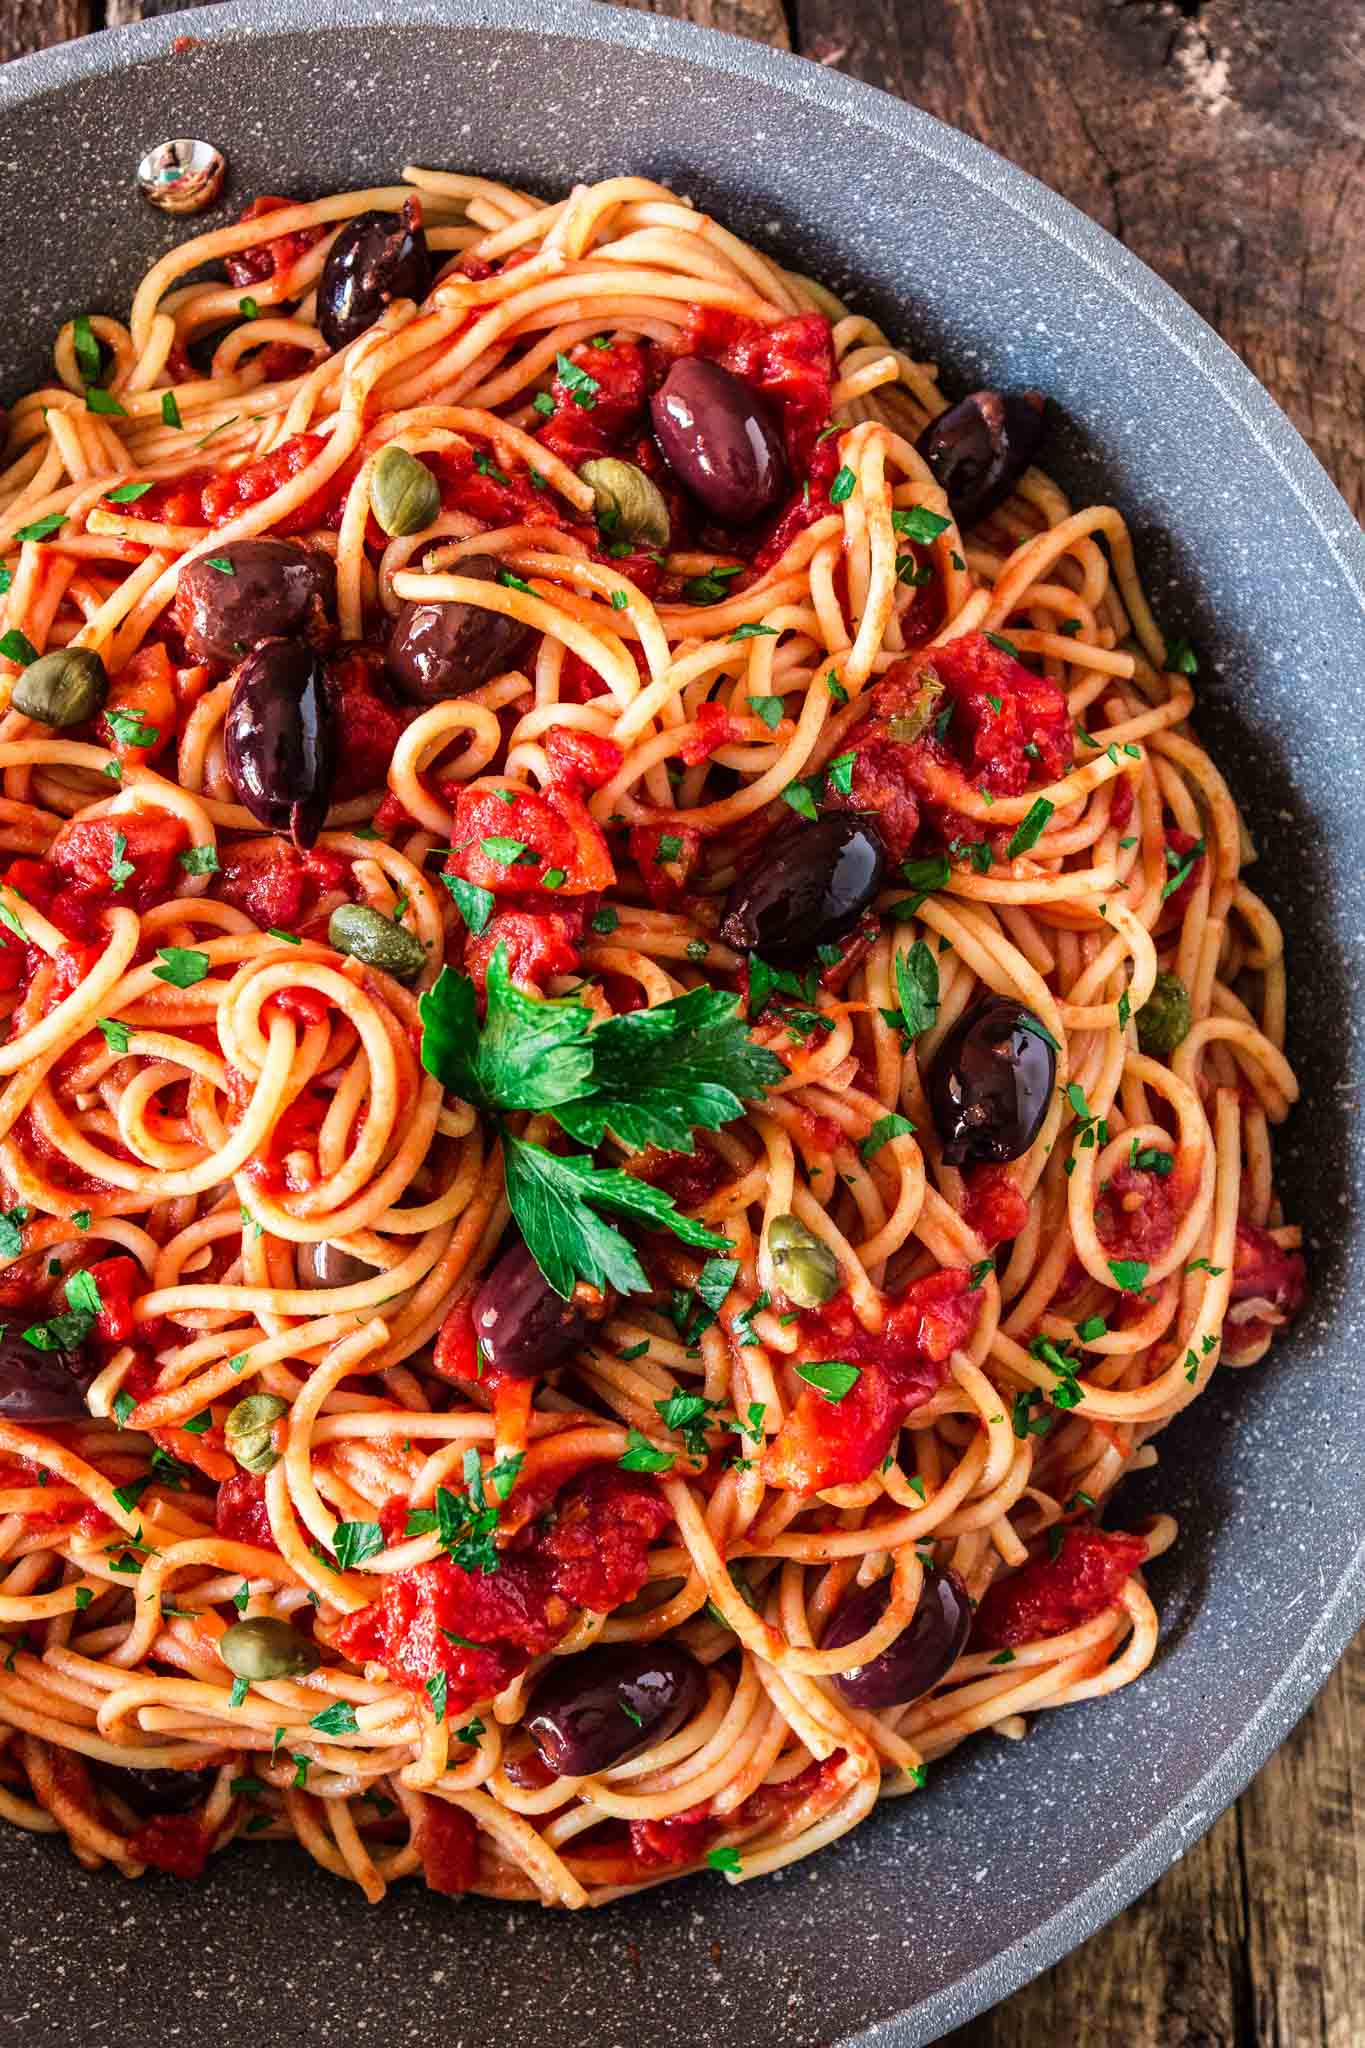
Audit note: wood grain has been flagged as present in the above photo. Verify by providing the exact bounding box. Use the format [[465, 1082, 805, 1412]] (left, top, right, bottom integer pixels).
[[790, 0, 1365, 520], [0, 0, 90, 61], [3, 4, 1364, 2045]]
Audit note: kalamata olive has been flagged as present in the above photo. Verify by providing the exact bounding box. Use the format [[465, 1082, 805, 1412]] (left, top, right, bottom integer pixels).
[[926, 994, 1056, 1167], [767, 1214, 840, 1308], [369, 445, 440, 538], [223, 637, 335, 850], [651, 357, 786, 525], [11, 646, 109, 728], [317, 201, 432, 352], [1136, 970, 1192, 1056], [173, 539, 336, 663], [527, 1643, 707, 1777], [578, 457, 671, 548], [295, 1241, 376, 1290], [471, 1238, 588, 1378], [915, 389, 1046, 530], [385, 554, 534, 705], [90, 1760, 211, 1817], [219, 1616, 320, 1681], [824, 1569, 971, 1709], [224, 1391, 288, 1475], [0, 1329, 96, 1421], [328, 902, 426, 981], [720, 814, 885, 965]]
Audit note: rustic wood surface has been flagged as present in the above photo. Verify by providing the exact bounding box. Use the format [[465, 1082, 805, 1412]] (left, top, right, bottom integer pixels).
[[2, 2, 1361, 2042]]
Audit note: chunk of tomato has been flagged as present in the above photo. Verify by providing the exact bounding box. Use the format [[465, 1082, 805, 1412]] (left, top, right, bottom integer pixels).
[[972, 1522, 1148, 1649], [761, 1271, 980, 1496], [449, 784, 614, 896]]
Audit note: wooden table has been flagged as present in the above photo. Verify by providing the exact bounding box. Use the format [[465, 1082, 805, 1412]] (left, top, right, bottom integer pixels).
[[4, 2, 1362, 2041]]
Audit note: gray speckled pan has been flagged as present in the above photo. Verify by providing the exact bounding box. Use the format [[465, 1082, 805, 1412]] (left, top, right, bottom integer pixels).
[[1, 5, 1363, 2043]]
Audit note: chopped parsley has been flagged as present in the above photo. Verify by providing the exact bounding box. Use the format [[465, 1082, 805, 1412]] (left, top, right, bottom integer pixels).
[[1005, 798, 1054, 861], [892, 506, 950, 543], [105, 708, 160, 748], [879, 940, 939, 1043], [795, 1359, 860, 1403], [1107, 1258, 1150, 1295], [619, 1428, 675, 1474], [861, 1113, 915, 1159], [308, 1701, 360, 1737], [554, 353, 600, 409], [332, 1520, 384, 1570], [152, 947, 210, 989]]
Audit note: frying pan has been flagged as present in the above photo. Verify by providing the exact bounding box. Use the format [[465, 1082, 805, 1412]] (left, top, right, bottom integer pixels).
[[2, 6, 1363, 2043]]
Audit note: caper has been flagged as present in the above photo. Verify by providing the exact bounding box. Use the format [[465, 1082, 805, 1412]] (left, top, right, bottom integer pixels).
[[1136, 970, 1192, 1057], [767, 1213, 840, 1308], [369, 444, 440, 538], [219, 1615, 321, 1681], [328, 902, 426, 981], [886, 675, 944, 745], [225, 1391, 288, 1475], [578, 458, 671, 550], [11, 646, 109, 728]]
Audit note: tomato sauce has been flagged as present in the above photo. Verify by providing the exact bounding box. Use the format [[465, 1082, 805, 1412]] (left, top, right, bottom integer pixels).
[[214, 842, 348, 932], [417, 1796, 479, 1893], [627, 1801, 718, 1870], [1225, 1217, 1307, 1349], [1094, 1163, 1184, 1265], [825, 635, 1072, 862], [534, 338, 649, 469], [448, 782, 615, 898], [464, 901, 591, 998], [627, 823, 702, 908], [972, 1522, 1148, 1649], [672, 308, 834, 474], [126, 1812, 210, 1880], [961, 1165, 1029, 1250], [200, 433, 356, 535], [761, 1271, 981, 1495], [214, 1470, 279, 1553], [332, 1465, 670, 1715], [223, 195, 326, 290], [326, 648, 412, 799]]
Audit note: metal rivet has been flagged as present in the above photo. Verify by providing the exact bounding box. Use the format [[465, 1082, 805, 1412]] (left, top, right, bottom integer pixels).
[[136, 139, 226, 215]]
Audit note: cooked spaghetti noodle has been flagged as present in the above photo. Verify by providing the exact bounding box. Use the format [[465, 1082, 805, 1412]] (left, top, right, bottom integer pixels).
[[0, 170, 1306, 1906]]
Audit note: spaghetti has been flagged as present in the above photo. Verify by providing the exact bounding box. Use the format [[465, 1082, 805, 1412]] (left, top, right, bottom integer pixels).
[[0, 170, 1306, 1906]]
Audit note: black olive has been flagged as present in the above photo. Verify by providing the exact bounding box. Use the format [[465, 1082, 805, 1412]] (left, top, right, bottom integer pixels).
[[90, 1761, 210, 1819], [650, 357, 786, 525], [223, 637, 335, 850], [173, 539, 336, 663], [720, 814, 885, 965], [926, 994, 1056, 1166], [471, 1239, 588, 1379], [823, 1570, 971, 1709], [0, 1329, 96, 1421], [317, 201, 432, 352], [296, 1241, 376, 1289], [526, 1643, 706, 1777], [385, 553, 534, 705], [915, 390, 1045, 530]]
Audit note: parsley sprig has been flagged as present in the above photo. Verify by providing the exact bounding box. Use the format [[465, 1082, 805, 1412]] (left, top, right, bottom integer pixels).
[[419, 946, 782, 1298]]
